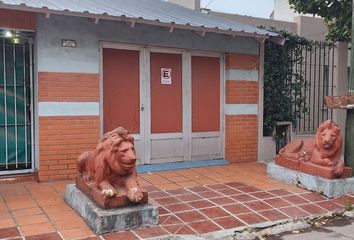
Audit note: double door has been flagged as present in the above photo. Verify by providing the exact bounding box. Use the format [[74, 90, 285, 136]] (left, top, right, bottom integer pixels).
[[102, 44, 223, 164]]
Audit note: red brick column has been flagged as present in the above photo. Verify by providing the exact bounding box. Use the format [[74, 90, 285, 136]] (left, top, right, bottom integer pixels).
[[225, 53, 260, 163], [38, 72, 100, 181]]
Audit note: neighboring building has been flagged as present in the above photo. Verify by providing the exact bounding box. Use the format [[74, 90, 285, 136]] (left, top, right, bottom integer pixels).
[[0, 0, 278, 180], [170, 0, 348, 160]]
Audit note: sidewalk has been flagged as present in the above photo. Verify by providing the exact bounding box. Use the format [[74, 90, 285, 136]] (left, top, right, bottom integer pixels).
[[0, 162, 353, 240]]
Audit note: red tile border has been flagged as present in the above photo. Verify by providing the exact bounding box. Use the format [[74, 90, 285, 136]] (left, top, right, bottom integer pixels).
[[258, 209, 288, 221], [278, 206, 308, 218], [213, 216, 245, 229], [0, 227, 21, 238], [103, 231, 139, 240], [188, 220, 221, 234], [297, 204, 327, 215], [134, 226, 169, 239], [236, 213, 267, 225]]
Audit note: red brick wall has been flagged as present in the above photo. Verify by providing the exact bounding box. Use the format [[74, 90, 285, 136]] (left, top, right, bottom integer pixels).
[[225, 115, 258, 162], [38, 72, 99, 102], [38, 72, 100, 181], [226, 81, 259, 104], [38, 116, 100, 181], [225, 53, 259, 163], [0, 9, 36, 30]]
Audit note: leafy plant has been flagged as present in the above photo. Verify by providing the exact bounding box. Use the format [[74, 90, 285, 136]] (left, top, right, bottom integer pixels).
[[262, 27, 310, 136], [289, 0, 351, 42], [345, 201, 354, 211]]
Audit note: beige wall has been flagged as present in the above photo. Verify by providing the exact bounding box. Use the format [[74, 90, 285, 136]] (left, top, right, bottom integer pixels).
[[294, 15, 327, 41]]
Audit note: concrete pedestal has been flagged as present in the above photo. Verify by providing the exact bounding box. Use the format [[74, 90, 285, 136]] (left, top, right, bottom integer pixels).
[[267, 162, 354, 198], [64, 184, 158, 234]]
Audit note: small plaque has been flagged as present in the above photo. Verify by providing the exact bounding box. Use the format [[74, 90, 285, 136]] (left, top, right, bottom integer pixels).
[[62, 39, 77, 48]]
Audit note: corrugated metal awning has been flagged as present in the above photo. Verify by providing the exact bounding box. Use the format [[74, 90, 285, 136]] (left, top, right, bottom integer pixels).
[[0, 0, 279, 40]]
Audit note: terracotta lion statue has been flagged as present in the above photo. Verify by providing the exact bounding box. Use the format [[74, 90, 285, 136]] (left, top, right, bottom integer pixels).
[[77, 127, 143, 203], [278, 120, 344, 177]]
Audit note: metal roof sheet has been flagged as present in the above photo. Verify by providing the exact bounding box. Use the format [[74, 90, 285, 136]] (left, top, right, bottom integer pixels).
[[0, 0, 278, 38]]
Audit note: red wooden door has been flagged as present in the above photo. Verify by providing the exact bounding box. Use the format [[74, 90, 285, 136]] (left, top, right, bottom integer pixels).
[[150, 52, 182, 134], [103, 48, 140, 134]]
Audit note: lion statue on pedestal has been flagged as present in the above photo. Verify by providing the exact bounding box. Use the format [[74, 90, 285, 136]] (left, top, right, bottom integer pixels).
[[77, 127, 143, 203], [278, 120, 344, 177]]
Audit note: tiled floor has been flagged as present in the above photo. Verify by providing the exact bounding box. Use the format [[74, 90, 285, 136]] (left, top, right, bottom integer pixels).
[[1, 162, 354, 240]]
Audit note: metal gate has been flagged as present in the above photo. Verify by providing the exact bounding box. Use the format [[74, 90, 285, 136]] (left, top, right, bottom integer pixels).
[[292, 42, 335, 135], [0, 36, 33, 174]]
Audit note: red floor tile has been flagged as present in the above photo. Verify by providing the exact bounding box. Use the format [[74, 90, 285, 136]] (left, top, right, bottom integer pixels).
[[283, 195, 310, 205], [25, 232, 62, 240], [236, 213, 267, 225], [231, 194, 257, 202], [163, 224, 197, 235], [198, 191, 223, 198], [298, 204, 327, 215], [160, 215, 183, 225], [134, 226, 169, 239], [278, 206, 309, 218], [237, 186, 261, 193], [213, 216, 245, 229], [225, 182, 247, 188], [175, 225, 197, 235], [199, 207, 230, 219], [207, 184, 231, 190], [159, 214, 171, 224], [316, 201, 342, 211], [187, 186, 210, 193], [176, 210, 207, 223], [268, 189, 293, 196], [143, 186, 161, 192], [164, 203, 193, 213], [158, 206, 170, 215], [166, 189, 191, 195], [258, 209, 289, 221], [244, 200, 273, 211], [300, 192, 327, 202], [149, 191, 171, 199], [154, 196, 181, 205], [188, 220, 221, 234], [104, 231, 138, 240], [209, 197, 236, 206], [176, 193, 202, 202], [250, 191, 276, 199], [223, 204, 252, 214], [217, 188, 242, 196], [333, 195, 354, 206], [188, 200, 215, 209], [263, 198, 292, 208], [0, 227, 21, 238]]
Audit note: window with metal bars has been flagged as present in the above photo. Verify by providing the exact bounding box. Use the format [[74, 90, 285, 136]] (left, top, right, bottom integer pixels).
[[0, 36, 33, 173]]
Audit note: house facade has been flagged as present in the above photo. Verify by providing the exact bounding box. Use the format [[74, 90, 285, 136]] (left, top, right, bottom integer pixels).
[[0, 0, 278, 181]]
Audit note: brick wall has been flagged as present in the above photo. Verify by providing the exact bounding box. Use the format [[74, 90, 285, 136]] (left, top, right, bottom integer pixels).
[[226, 81, 259, 104], [38, 72, 100, 181], [225, 53, 259, 163], [38, 72, 99, 102], [38, 116, 99, 181]]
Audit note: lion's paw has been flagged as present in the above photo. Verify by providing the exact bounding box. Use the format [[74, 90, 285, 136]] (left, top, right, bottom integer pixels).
[[101, 188, 116, 198], [127, 187, 143, 203]]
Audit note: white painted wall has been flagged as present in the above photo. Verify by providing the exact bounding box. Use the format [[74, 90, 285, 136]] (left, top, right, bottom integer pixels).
[[273, 0, 314, 22]]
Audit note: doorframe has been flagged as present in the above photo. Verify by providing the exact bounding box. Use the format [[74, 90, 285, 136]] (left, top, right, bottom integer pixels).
[[100, 41, 225, 164]]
